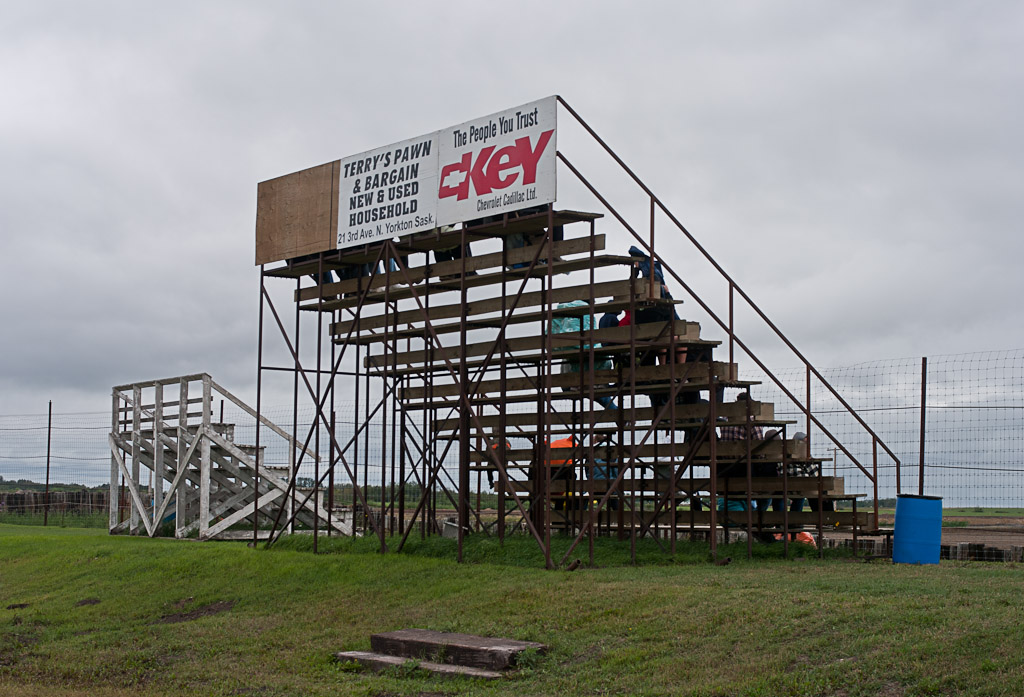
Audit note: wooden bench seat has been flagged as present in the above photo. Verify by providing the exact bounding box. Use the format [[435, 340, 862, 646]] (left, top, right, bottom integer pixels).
[[268, 209, 603, 279], [544, 509, 872, 530], [468, 439, 812, 463], [401, 361, 737, 400], [363, 321, 704, 368], [500, 476, 843, 496], [365, 336, 720, 378], [331, 274, 642, 334], [432, 401, 776, 431], [320, 253, 637, 313], [301, 233, 607, 306]]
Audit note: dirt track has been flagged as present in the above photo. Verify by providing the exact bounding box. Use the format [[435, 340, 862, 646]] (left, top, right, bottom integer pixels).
[[833, 514, 1024, 549]]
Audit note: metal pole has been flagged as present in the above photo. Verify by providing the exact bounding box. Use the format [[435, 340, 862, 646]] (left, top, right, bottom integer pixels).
[[728, 282, 734, 369], [458, 226, 470, 561], [313, 254, 325, 553], [919, 356, 927, 496], [44, 400, 52, 526], [291, 277, 301, 536], [328, 307, 337, 537]]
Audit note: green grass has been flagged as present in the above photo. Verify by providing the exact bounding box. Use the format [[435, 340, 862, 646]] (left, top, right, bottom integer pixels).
[[0, 512, 108, 529], [2, 525, 1023, 697], [943, 508, 1024, 518], [276, 529, 828, 567]]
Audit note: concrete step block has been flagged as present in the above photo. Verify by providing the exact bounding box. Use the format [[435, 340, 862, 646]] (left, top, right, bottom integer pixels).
[[370, 628, 546, 671], [335, 650, 503, 679]]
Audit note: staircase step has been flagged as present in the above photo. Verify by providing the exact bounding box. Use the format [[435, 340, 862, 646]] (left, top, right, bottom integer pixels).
[[370, 628, 545, 671], [335, 650, 502, 680]]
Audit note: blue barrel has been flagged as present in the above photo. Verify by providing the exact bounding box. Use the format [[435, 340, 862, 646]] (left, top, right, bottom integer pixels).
[[893, 494, 942, 565]]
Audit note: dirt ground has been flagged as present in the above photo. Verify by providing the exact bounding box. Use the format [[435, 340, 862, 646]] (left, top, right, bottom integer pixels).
[[834, 514, 1024, 549]]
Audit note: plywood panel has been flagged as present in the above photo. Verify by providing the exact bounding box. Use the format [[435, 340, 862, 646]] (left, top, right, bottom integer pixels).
[[255, 161, 339, 266]]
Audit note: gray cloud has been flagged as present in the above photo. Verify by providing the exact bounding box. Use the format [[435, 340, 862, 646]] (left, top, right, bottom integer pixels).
[[2, 1, 1023, 416]]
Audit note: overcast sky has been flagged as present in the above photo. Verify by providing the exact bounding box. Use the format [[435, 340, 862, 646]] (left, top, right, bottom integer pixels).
[[2, 1, 1022, 416]]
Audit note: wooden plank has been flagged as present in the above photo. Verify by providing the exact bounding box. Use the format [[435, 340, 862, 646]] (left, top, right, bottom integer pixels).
[[271, 209, 603, 274], [298, 233, 607, 303], [319, 253, 636, 313], [153, 383, 164, 519], [456, 419, 795, 439], [364, 320, 701, 368], [199, 376, 212, 538], [468, 439, 811, 462], [403, 361, 737, 400], [255, 161, 338, 266], [175, 378, 188, 537], [204, 489, 283, 539], [131, 386, 141, 535], [367, 335, 721, 378], [338, 295, 681, 346], [539, 508, 871, 531], [112, 373, 208, 391], [108, 434, 155, 537], [334, 651, 503, 680], [108, 391, 120, 531], [208, 377, 322, 465], [503, 476, 844, 496], [332, 275, 638, 335], [665, 510, 870, 528], [400, 377, 759, 411], [432, 401, 775, 431]]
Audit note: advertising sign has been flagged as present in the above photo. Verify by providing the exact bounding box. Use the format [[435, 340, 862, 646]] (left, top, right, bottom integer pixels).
[[337, 96, 556, 250], [338, 134, 439, 249], [435, 97, 557, 228]]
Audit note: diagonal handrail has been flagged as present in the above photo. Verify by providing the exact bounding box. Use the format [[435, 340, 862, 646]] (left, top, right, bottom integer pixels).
[[556, 96, 901, 492]]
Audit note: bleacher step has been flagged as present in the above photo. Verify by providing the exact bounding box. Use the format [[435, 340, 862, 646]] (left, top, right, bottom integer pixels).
[[335, 650, 503, 679], [370, 628, 546, 671]]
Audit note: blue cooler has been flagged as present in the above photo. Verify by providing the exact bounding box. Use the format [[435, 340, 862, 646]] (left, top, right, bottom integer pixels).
[[893, 494, 942, 565]]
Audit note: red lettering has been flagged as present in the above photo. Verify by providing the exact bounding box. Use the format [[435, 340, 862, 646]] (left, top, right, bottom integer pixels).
[[516, 129, 553, 185], [489, 145, 520, 189], [467, 145, 496, 196], [437, 129, 554, 201], [438, 152, 472, 200]]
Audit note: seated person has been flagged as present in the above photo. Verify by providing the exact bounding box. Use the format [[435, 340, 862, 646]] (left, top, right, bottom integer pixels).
[[467, 206, 563, 269], [717, 395, 777, 513], [549, 301, 617, 410], [289, 252, 335, 285], [430, 226, 474, 282], [785, 432, 834, 513]]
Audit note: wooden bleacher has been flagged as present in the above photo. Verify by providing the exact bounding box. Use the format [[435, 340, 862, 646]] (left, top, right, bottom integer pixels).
[[277, 206, 872, 552]]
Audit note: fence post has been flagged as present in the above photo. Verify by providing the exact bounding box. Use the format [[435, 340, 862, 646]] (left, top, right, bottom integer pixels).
[[44, 400, 52, 526], [919, 356, 927, 496]]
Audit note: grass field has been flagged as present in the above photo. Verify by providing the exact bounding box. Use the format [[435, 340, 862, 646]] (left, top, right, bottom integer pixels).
[[1, 525, 1023, 697], [943, 508, 1024, 518]]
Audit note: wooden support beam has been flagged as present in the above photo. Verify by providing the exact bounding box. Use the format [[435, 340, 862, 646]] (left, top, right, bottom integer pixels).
[[269, 209, 603, 277], [364, 321, 702, 368], [298, 233, 607, 303], [403, 361, 737, 401], [467, 439, 810, 462], [332, 275, 640, 336], [432, 401, 776, 431], [502, 476, 846, 496]]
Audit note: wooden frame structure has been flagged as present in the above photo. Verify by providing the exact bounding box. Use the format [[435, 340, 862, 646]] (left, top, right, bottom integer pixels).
[[108, 374, 349, 540], [246, 98, 901, 566]]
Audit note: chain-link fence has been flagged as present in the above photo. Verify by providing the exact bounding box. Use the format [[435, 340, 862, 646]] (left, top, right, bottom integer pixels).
[[2, 349, 1023, 526], [745, 349, 1024, 508]]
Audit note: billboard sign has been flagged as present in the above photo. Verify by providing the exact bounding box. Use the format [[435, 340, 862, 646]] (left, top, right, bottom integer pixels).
[[338, 96, 556, 250]]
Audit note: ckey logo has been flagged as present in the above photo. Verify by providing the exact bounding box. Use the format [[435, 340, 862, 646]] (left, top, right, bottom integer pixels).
[[438, 130, 553, 201]]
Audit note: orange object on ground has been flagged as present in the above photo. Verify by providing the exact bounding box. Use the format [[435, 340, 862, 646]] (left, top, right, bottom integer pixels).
[[774, 531, 817, 548]]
